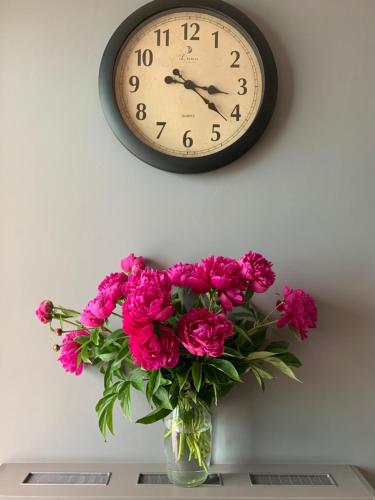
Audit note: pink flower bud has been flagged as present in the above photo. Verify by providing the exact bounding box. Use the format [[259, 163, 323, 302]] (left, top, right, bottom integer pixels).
[[35, 300, 54, 324]]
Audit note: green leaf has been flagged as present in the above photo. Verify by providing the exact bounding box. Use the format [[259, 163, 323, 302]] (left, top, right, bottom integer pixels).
[[204, 367, 220, 406], [104, 362, 113, 389], [102, 329, 125, 348], [96, 394, 117, 440], [217, 381, 235, 399], [116, 344, 130, 363], [90, 330, 100, 346], [248, 329, 267, 350], [266, 341, 289, 353], [98, 408, 108, 440], [113, 369, 128, 381], [97, 352, 117, 362], [129, 367, 145, 391], [212, 380, 218, 405], [245, 351, 278, 361], [153, 386, 173, 410], [130, 378, 144, 391], [105, 397, 116, 436], [277, 352, 302, 368], [265, 357, 301, 382], [80, 345, 91, 363], [95, 393, 115, 414], [176, 369, 191, 392], [159, 375, 172, 386], [136, 407, 172, 425], [75, 335, 91, 345], [251, 367, 265, 391], [146, 370, 161, 402], [168, 382, 179, 409], [206, 358, 241, 382], [251, 364, 274, 381], [223, 346, 244, 359], [192, 362, 202, 392], [118, 382, 131, 420]]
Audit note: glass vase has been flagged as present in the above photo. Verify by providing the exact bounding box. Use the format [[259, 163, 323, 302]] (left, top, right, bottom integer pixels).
[[164, 399, 212, 487]]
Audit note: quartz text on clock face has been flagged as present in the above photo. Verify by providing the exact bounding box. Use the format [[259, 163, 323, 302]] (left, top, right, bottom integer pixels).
[[114, 10, 264, 158]]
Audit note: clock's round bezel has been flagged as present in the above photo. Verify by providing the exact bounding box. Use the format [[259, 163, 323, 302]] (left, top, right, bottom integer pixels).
[[99, 0, 278, 174]]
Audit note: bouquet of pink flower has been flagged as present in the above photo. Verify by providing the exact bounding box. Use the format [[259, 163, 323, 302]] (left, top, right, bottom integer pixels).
[[36, 251, 317, 484]]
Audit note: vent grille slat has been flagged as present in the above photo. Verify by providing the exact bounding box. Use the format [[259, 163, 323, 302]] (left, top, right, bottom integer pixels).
[[22, 472, 111, 485], [249, 473, 336, 486], [137, 473, 222, 485]]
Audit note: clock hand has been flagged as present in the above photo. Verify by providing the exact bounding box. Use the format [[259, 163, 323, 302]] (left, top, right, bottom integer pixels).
[[172, 69, 229, 95], [164, 75, 184, 86], [191, 88, 227, 121], [165, 71, 227, 121]]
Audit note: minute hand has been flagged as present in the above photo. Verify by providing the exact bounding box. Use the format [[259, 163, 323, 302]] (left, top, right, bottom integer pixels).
[[191, 87, 227, 121]]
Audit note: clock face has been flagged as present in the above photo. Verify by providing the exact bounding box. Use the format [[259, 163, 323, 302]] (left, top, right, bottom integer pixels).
[[114, 9, 264, 158]]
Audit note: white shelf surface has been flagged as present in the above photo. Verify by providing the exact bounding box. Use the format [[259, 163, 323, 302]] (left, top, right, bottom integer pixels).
[[0, 462, 374, 499]]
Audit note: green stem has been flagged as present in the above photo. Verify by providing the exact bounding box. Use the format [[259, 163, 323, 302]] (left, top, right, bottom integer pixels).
[[112, 312, 122, 319], [262, 302, 284, 323], [178, 432, 185, 461], [233, 324, 250, 340], [59, 318, 81, 328], [55, 305, 81, 315], [247, 320, 278, 334]]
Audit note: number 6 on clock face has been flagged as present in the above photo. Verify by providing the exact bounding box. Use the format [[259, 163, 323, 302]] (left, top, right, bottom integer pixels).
[[99, 0, 278, 173]]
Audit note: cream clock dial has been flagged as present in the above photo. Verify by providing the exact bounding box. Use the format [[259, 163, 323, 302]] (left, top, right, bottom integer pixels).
[[99, 0, 277, 173], [115, 11, 263, 157]]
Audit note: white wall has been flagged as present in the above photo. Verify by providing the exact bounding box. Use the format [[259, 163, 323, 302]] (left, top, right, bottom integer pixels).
[[1, 0, 375, 485]]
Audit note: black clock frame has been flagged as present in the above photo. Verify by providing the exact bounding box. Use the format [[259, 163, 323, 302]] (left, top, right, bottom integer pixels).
[[99, 0, 278, 174]]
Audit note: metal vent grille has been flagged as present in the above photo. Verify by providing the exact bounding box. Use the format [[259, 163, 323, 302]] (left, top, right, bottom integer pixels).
[[138, 473, 222, 485], [22, 472, 111, 485], [249, 473, 336, 486]]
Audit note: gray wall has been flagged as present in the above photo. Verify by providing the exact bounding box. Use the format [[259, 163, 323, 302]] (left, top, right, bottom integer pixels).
[[1, 0, 375, 485]]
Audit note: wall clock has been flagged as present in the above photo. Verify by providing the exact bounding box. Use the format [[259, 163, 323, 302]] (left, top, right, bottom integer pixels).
[[99, 0, 278, 174]]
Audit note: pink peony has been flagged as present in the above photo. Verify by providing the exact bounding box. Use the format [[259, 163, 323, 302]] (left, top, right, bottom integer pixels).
[[80, 291, 115, 328], [35, 300, 54, 324], [129, 326, 180, 370], [178, 308, 233, 357], [209, 256, 246, 310], [239, 251, 275, 293], [58, 330, 89, 375], [167, 263, 194, 287], [120, 253, 145, 274], [123, 268, 173, 324], [187, 256, 245, 310], [122, 315, 154, 337], [186, 260, 213, 294], [98, 272, 127, 301], [276, 285, 318, 340]]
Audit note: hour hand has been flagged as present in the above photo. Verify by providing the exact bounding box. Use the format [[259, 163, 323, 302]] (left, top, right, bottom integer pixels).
[[184, 80, 228, 95], [201, 85, 229, 95], [171, 69, 229, 95]]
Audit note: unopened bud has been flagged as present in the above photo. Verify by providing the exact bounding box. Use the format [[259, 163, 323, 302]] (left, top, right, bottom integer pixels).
[[53, 344, 60, 352], [36, 299, 54, 324], [55, 328, 63, 336]]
